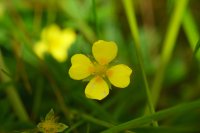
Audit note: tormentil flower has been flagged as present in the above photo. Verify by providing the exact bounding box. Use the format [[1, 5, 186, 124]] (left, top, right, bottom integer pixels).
[[34, 24, 76, 62], [69, 40, 132, 100]]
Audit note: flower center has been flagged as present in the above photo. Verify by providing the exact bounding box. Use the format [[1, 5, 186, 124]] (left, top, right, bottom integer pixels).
[[93, 62, 107, 77]]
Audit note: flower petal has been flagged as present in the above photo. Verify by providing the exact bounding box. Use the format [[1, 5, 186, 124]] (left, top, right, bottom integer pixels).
[[107, 64, 132, 88], [51, 49, 67, 62], [92, 40, 118, 65], [85, 76, 109, 100], [34, 41, 48, 59], [69, 54, 94, 80], [41, 24, 61, 42], [60, 28, 76, 48]]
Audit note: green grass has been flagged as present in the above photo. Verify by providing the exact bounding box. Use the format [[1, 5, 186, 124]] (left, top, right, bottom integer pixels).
[[123, 0, 158, 127], [0, 0, 199, 133]]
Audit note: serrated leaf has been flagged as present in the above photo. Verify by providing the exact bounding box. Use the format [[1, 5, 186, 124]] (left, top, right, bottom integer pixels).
[[45, 109, 55, 121], [56, 123, 68, 132]]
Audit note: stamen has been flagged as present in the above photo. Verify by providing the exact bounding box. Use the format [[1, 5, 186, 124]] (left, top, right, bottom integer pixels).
[[92, 62, 108, 77]]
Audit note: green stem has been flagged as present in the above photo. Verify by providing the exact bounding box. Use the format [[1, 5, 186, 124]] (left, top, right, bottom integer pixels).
[[65, 120, 84, 133], [92, 0, 99, 37], [81, 113, 114, 128], [183, 10, 199, 50], [183, 9, 200, 60], [101, 99, 200, 133], [0, 50, 29, 121], [32, 77, 44, 119], [123, 0, 158, 127], [151, 0, 189, 107], [59, 1, 96, 43], [47, 0, 56, 24]]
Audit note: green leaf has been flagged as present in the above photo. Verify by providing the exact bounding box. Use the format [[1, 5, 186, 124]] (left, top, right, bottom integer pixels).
[[56, 123, 68, 132], [45, 109, 55, 121], [132, 126, 200, 133]]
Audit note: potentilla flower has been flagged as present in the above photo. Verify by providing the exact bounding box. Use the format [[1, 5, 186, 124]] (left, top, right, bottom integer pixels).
[[34, 24, 76, 62], [69, 40, 132, 100]]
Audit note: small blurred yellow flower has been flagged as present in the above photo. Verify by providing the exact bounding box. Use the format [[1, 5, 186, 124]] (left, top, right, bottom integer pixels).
[[37, 109, 68, 133], [69, 40, 132, 100], [34, 24, 76, 62]]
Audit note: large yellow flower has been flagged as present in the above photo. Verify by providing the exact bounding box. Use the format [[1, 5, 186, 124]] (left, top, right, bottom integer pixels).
[[69, 40, 132, 100], [34, 24, 76, 62]]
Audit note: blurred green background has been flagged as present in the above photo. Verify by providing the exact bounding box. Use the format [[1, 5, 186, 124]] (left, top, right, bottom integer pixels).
[[0, 0, 200, 132]]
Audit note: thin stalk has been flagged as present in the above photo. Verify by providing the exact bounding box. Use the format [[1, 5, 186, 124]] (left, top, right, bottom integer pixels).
[[123, 0, 158, 127], [86, 123, 90, 133], [13, 41, 32, 94], [32, 77, 44, 120], [33, 1, 43, 34], [81, 113, 114, 128], [92, 0, 99, 37], [183, 9, 200, 60], [65, 120, 84, 133], [41, 62, 73, 121], [101, 99, 200, 133], [59, 1, 96, 43], [0, 51, 29, 121], [151, 0, 189, 107], [47, 0, 56, 24]]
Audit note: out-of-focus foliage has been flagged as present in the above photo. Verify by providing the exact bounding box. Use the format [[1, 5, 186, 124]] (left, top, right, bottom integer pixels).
[[0, 0, 199, 132]]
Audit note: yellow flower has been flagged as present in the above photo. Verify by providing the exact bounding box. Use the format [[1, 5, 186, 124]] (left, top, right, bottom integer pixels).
[[69, 40, 132, 100], [34, 24, 76, 62]]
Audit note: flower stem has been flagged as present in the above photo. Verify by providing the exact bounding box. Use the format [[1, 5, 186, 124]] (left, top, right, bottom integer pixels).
[[47, 0, 56, 24], [0, 50, 29, 121], [92, 0, 99, 37], [183, 9, 200, 60], [151, 0, 189, 107], [123, 0, 158, 127], [81, 113, 114, 128], [58, 1, 96, 43]]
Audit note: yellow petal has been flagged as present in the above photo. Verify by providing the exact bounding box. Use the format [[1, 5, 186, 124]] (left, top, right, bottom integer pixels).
[[42, 26, 76, 62], [60, 28, 76, 48], [34, 41, 48, 59], [41, 24, 61, 42], [51, 49, 67, 62], [69, 54, 94, 80], [92, 40, 118, 65], [85, 76, 109, 100], [106, 64, 132, 88]]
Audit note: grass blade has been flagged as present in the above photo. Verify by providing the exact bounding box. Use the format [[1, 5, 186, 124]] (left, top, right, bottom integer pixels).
[[151, 0, 189, 107], [183, 9, 200, 60], [123, 0, 158, 127], [132, 126, 200, 133], [0, 50, 29, 121], [194, 39, 200, 56], [101, 99, 200, 133]]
